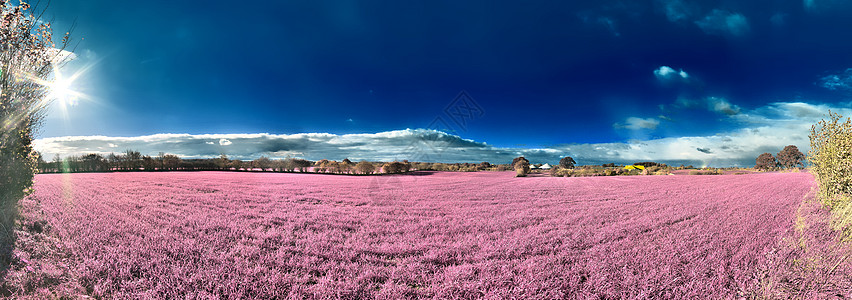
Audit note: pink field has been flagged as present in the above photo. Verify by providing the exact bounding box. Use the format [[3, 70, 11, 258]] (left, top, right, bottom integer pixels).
[[16, 171, 815, 298]]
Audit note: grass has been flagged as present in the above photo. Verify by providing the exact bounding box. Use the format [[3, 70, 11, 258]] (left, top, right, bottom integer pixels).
[[6, 171, 818, 298]]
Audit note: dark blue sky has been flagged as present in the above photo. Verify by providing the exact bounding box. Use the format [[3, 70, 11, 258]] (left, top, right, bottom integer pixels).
[[34, 1, 852, 165]]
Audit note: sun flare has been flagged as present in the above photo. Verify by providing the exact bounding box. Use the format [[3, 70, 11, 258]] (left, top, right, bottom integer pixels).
[[49, 71, 78, 106]]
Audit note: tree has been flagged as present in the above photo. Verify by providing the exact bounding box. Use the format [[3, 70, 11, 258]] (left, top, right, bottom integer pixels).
[[125, 149, 142, 170], [0, 1, 73, 261], [777, 145, 805, 169], [340, 158, 353, 174], [356, 160, 375, 174], [327, 160, 341, 174], [162, 154, 182, 171], [229, 159, 244, 171], [755, 153, 778, 170], [281, 158, 296, 172], [254, 156, 272, 171], [52, 154, 63, 173], [513, 156, 530, 177], [212, 154, 229, 170], [293, 159, 312, 172], [156, 152, 166, 170], [559, 156, 576, 169], [315, 159, 329, 173], [141, 155, 156, 171], [81, 153, 105, 172]]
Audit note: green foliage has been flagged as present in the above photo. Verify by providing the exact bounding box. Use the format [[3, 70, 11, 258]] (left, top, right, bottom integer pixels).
[[809, 110, 852, 208]]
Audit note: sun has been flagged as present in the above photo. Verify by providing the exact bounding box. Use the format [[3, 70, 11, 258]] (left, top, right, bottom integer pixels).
[[49, 71, 78, 106]]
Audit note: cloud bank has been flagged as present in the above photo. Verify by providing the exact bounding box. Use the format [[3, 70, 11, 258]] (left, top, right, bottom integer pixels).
[[34, 102, 843, 167]]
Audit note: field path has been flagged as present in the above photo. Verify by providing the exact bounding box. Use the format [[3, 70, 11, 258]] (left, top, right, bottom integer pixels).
[[26, 171, 814, 298]]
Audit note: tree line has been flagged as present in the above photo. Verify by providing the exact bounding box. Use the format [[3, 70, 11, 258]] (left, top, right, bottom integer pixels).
[[36, 150, 514, 175]]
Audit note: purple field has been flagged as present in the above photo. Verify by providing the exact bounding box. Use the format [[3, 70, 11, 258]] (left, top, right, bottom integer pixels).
[[14, 171, 815, 298]]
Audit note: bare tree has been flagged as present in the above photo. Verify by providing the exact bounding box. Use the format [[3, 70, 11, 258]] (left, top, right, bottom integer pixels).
[[254, 156, 272, 171], [125, 149, 142, 170]]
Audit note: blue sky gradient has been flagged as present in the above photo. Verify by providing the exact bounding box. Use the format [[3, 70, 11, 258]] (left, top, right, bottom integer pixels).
[[35, 0, 852, 166]]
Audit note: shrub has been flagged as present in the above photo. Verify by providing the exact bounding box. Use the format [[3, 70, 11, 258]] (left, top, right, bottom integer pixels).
[[633, 162, 664, 168], [549, 166, 561, 177], [688, 169, 722, 175], [809, 111, 852, 208], [512, 157, 530, 177]]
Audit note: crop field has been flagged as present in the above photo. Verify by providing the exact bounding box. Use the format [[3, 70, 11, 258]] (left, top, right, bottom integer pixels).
[[16, 171, 814, 298]]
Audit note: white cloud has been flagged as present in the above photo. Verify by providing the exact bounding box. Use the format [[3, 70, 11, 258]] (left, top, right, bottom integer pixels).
[[219, 138, 232, 146], [695, 10, 750, 37], [820, 69, 852, 91], [32, 102, 841, 167], [707, 97, 741, 115], [46, 48, 77, 65], [614, 117, 661, 130], [654, 66, 689, 82]]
